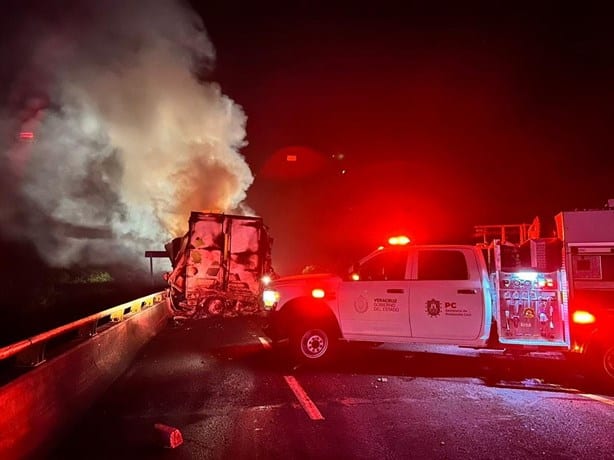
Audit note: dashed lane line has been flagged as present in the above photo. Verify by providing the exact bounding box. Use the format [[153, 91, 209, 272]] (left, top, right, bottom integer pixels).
[[283, 375, 325, 420]]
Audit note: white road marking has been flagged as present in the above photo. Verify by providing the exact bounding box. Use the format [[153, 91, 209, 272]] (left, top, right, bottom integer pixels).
[[580, 393, 614, 406], [283, 375, 325, 420]]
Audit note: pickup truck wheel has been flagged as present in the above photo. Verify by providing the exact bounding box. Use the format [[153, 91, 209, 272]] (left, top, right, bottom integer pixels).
[[292, 325, 335, 364], [587, 340, 614, 387]]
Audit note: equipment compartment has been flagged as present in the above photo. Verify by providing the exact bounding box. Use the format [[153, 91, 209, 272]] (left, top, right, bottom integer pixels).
[[495, 270, 570, 348]]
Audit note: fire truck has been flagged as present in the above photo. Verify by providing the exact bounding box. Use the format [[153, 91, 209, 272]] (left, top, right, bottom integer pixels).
[[163, 211, 274, 317], [262, 203, 614, 386]]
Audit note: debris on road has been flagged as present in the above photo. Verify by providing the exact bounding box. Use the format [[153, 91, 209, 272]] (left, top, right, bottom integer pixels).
[[154, 423, 183, 449], [493, 379, 580, 393]]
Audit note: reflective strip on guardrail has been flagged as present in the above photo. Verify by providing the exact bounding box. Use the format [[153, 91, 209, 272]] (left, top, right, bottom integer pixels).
[[0, 291, 167, 364]]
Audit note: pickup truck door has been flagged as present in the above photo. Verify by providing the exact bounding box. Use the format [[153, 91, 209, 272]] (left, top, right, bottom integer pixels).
[[337, 248, 411, 338], [408, 248, 484, 341]]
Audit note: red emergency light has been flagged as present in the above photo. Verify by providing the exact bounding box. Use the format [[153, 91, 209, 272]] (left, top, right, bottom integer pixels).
[[388, 235, 410, 246], [19, 131, 35, 140]]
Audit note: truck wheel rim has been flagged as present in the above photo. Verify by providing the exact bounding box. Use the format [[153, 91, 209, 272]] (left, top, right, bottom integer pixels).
[[301, 329, 328, 358], [604, 346, 614, 379]]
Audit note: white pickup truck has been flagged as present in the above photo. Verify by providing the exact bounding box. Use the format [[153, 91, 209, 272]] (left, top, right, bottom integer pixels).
[[263, 230, 614, 385]]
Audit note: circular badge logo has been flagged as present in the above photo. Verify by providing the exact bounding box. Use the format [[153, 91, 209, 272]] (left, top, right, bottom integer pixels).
[[355, 296, 369, 313], [426, 299, 441, 317]]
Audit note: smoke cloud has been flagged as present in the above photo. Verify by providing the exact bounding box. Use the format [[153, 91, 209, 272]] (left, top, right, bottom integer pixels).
[[0, 0, 253, 269]]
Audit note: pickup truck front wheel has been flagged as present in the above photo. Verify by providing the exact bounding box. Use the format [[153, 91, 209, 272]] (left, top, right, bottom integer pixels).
[[292, 325, 336, 364]]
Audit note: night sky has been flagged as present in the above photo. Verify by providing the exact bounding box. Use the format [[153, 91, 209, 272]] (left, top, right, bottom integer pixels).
[[2, 0, 614, 278], [188, 1, 614, 272]]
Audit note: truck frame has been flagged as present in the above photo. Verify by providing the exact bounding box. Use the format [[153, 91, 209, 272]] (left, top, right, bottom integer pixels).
[[164, 211, 273, 317]]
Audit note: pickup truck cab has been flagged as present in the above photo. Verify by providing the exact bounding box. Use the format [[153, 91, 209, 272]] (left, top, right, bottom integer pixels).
[[264, 244, 498, 361]]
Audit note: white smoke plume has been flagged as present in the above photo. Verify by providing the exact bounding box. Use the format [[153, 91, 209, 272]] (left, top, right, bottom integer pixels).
[[0, 0, 253, 269]]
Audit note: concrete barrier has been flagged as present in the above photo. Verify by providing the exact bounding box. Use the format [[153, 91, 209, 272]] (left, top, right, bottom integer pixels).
[[0, 299, 170, 460]]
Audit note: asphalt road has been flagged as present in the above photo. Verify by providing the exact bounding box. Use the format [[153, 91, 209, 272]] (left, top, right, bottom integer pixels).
[[51, 315, 613, 460]]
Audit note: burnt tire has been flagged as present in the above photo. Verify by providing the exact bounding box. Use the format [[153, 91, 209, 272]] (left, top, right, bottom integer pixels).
[[206, 298, 225, 316], [291, 324, 337, 365]]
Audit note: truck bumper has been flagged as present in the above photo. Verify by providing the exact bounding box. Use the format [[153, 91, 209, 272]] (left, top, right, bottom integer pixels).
[[261, 309, 289, 343]]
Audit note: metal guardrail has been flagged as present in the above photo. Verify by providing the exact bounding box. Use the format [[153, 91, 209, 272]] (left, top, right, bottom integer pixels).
[[0, 291, 167, 367]]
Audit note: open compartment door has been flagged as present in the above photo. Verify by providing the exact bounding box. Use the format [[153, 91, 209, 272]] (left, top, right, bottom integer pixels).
[[495, 270, 570, 348]]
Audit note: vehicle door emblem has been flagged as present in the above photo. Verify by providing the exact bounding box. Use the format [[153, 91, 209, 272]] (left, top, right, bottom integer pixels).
[[426, 299, 441, 317], [355, 296, 369, 313]]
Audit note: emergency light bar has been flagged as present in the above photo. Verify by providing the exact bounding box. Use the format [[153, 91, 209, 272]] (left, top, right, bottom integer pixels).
[[388, 236, 410, 246]]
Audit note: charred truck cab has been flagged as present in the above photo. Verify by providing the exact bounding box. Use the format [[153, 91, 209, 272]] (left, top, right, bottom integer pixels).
[[165, 212, 274, 317], [264, 204, 614, 386]]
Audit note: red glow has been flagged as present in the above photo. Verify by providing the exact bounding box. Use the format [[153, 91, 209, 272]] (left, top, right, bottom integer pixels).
[[572, 310, 596, 325], [19, 131, 34, 140], [260, 145, 327, 179], [388, 235, 410, 245], [311, 288, 325, 298]]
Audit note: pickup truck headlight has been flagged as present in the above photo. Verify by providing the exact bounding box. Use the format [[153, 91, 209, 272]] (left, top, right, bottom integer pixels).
[[262, 289, 280, 309]]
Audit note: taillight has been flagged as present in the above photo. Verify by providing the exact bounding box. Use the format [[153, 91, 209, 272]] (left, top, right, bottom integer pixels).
[[19, 131, 35, 140], [572, 310, 596, 325]]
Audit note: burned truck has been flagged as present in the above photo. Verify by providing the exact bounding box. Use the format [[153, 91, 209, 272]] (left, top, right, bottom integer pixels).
[[164, 211, 273, 317]]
